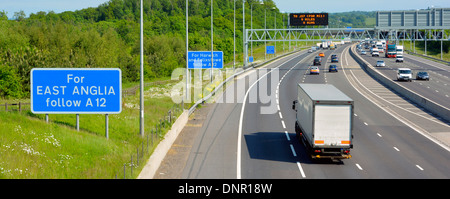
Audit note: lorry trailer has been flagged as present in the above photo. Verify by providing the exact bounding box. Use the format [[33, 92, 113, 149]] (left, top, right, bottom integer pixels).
[[293, 84, 354, 159]]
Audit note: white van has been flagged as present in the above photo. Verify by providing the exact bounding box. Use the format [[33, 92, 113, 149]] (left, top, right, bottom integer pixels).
[[397, 68, 412, 82], [396, 54, 404, 62], [372, 48, 379, 57]]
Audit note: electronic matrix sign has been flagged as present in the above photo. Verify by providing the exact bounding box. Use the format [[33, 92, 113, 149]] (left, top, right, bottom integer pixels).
[[290, 13, 328, 26]]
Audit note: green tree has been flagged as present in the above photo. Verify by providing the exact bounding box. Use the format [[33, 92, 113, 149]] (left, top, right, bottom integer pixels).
[[13, 10, 26, 21], [0, 65, 24, 99]]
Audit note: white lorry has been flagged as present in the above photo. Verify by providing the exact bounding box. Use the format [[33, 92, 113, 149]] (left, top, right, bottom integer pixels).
[[322, 41, 328, 49], [396, 45, 404, 56], [376, 41, 384, 53], [293, 84, 354, 159]]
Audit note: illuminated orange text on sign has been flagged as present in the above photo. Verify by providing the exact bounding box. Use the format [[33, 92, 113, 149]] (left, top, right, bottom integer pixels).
[[290, 13, 328, 26]]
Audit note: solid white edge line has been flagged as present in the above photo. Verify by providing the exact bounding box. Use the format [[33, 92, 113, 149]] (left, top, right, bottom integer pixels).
[[342, 46, 450, 153], [237, 50, 310, 179]]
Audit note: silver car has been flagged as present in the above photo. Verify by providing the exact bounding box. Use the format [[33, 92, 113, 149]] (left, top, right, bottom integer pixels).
[[376, 60, 385, 67]]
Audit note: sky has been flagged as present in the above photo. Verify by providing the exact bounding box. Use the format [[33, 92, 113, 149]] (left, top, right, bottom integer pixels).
[[1, 0, 450, 19], [0, 0, 109, 19], [273, 0, 450, 13]]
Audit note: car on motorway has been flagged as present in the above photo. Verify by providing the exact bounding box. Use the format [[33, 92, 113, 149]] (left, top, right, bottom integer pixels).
[[331, 55, 338, 63], [397, 68, 413, 82], [372, 50, 380, 57], [376, 60, 385, 67], [319, 52, 325, 57], [361, 50, 366, 55], [313, 57, 321, 66], [308, 49, 313, 53], [329, 65, 338, 72], [416, 71, 430, 81], [310, 66, 320, 75], [396, 54, 404, 62]]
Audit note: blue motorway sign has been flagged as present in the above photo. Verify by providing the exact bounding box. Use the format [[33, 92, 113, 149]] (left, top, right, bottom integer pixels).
[[188, 51, 223, 69], [31, 68, 122, 114], [249, 56, 254, 63], [266, 46, 275, 54]]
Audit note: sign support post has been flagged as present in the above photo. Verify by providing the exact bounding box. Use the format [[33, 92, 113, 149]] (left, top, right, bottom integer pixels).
[[31, 68, 122, 139], [76, 114, 79, 131], [105, 114, 109, 139], [139, 0, 145, 138]]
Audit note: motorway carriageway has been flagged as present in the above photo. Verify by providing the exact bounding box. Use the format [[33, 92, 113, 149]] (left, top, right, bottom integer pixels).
[[170, 44, 450, 179], [357, 47, 450, 112]]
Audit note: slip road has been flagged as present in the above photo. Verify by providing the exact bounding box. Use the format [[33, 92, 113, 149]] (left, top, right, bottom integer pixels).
[[178, 183, 272, 196]]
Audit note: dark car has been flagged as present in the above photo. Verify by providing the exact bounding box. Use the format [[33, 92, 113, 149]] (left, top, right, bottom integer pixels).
[[416, 71, 430, 81], [331, 56, 338, 63], [313, 58, 321, 66], [329, 65, 338, 72]]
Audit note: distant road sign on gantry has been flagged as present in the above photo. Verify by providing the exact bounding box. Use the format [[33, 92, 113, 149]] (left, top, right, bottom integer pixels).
[[290, 13, 328, 26], [31, 68, 122, 114]]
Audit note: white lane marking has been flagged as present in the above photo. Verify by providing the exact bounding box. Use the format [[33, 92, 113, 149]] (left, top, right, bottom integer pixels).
[[393, 147, 400, 151], [290, 144, 297, 157], [237, 69, 274, 179], [297, 162, 306, 178], [377, 133, 382, 137], [356, 164, 363, 170], [237, 50, 311, 179], [341, 46, 450, 153], [285, 131, 291, 141], [416, 165, 424, 171], [364, 122, 368, 126], [281, 120, 286, 129], [279, 111, 283, 119]]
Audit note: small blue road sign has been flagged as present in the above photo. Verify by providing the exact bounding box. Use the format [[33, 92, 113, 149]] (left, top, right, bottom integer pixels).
[[31, 68, 122, 114], [249, 56, 254, 63], [188, 51, 224, 69], [266, 46, 275, 54]]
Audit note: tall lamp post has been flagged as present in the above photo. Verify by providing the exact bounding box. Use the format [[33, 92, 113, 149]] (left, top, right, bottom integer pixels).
[[233, 0, 236, 71], [139, 0, 144, 137], [273, 7, 276, 57], [211, 0, 214, 82], [243, 0, 246, 68], [186, 0, 189, 102], [264, 7, 266, 60], [251, 1, 264, 58]]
